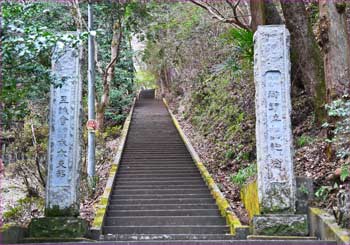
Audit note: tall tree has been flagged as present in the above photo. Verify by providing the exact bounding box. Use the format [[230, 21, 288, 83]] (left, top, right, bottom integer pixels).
[[319, 0, 350, 101], [280, 1, 327, 123]]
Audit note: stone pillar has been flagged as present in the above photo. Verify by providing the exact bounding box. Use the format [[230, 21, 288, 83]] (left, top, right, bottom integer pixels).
[[46, 35, 82, 216], [28, 35, 87, 240], [252, 25, 308, 236]]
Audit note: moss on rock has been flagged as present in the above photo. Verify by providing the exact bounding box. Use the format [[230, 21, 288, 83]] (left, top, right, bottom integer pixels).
[[28, 217, 88, 238]]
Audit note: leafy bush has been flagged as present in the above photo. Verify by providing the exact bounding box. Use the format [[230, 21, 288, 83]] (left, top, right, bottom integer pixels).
[[220, 28, 254, 65]]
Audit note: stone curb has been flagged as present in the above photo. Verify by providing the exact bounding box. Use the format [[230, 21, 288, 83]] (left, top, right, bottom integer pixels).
[[163, 98, 248, 236], [309, 207, 350, 245], [90, 98, 136, 238]]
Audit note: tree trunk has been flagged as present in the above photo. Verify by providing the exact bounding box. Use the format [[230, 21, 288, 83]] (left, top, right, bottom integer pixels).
[[319, 0, 350, 101], [96, 105, 105, 131], [250, 0, 283, 32], [281, 1, 327, 123], [264, 0, 284, 25], [250, 0, 265, 32], [95, 21, 123, 130]]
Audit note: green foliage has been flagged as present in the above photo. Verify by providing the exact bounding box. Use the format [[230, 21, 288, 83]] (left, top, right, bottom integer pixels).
[[1, 2, 82, 127], [92, 3, 138, 126], [340, 164, 350, 182], [296, 135, 314, 148], [3, 197, 44, 225], [136, 70, 157, 88], [230, 163, 257, 187], [315, 186, 332, 201], [220, 28, 254, 67], [298, 184, 309, 195], [188, 71, 255, 168], [324, 97, 350, 158], [225, 149, 235, 160], [103, 125, 122, 140], [85, 175, 99, 198]]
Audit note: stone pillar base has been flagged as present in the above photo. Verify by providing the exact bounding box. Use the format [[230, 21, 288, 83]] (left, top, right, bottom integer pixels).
[[252, 214, 308, 236], [28, 217, 88, 238]]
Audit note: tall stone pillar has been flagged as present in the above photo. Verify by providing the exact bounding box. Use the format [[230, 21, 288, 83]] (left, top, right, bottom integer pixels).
[[252, 25, 308, 236], [28, 35, 87, 239], [46, 37, 82, 216]]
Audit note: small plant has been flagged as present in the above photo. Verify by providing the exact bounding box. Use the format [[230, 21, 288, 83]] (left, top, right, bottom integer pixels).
[[3, 206, 22, 220], [315, 186, 332, 201], [296, 135, 313, 148], [103, 125, 122, 139], [298, 184, 309, 195], [87, 175, 100, 198], [230, 163, 257, 187], [225, 149, 235, 160], [324, 97, 350, 159], [340, 164, 350, 182], [220, 28, 254, 63], [3, 197, 44, 225]]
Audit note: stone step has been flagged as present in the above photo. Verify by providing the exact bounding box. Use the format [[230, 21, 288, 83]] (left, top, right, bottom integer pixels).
[[114, 176, 203, 181], [104, 216, 226, 226], [109, 198, 216, 205], [100, 234, 236, 241], [115, 170, 200, 175], [111, 194, 213, 200], [114, 185, 208, 190], [107, 203, 218, 210], [103, 225, 230, 235], [114, 173, 201, 178], [112, 189, 209, 195], [117, 166, 197, 171], [118, 163, 196, 167], [106, 209, 221, 217], [121, 159, 194, 163], [96, 240, 337, 245], [121, 158, 194, 161], [114, 180, 205, 185], [122, 150, 189, 153]]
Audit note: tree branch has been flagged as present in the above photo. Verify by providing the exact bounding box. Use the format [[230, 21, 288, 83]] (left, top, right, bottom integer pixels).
[[190, 0, 251, 30]]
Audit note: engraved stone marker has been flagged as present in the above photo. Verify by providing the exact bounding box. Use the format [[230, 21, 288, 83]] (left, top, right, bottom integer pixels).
[[253, 25, 307, 236], [254, 25, 295, 213], [46, 36, 82, 215]]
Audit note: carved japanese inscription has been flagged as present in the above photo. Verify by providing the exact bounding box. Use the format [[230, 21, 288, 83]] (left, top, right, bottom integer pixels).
[[46, 36, 82, 213], [254, 25, 296, 213]]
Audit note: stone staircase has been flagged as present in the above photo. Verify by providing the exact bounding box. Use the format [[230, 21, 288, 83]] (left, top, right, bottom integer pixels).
[[99, 90, 336, 245]]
